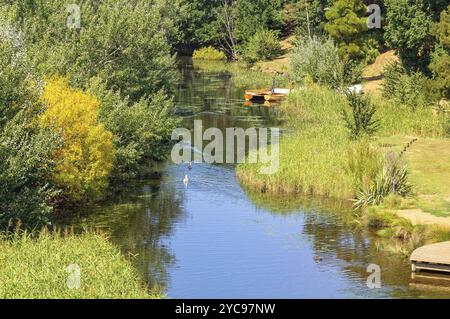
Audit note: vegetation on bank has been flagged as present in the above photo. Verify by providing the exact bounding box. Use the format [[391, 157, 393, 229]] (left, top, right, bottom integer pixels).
[[193, 47, 227, 60], [237, 4, 450, 251], [0, 1, 180, 228], [0, 228, 155, 298]]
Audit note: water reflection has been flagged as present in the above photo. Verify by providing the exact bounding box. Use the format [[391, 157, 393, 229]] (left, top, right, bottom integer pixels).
[[66, 58, 450, 298]]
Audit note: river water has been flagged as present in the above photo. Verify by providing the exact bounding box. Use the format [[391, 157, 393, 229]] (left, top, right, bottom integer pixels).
[[69, 58, 450, 299]]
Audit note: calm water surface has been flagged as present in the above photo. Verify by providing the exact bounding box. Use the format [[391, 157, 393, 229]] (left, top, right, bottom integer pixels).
[[69, 58, 450, 298]]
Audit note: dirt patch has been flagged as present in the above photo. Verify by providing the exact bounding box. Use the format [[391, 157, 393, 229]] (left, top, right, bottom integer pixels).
[[397, 209, 450, 227]]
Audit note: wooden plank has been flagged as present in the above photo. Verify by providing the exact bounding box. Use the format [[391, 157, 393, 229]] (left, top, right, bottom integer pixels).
[[412, 262, 450, 273], [410, 241, 450, 265]]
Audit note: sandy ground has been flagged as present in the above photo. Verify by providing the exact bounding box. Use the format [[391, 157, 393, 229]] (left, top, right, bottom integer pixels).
[[397, 209, 450, 227]]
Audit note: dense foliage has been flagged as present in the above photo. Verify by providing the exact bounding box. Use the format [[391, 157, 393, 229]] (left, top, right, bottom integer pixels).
[[88, 78, 180, 181], [325, 0, 368, 62], [0, 0, 179, 101], [0, 1, 181, 227], [193, 47, 227, 60], [40, 78, 115, 202], [243, 29, 282, 62], [291, 37, 345, 88], [0, 22, 57, 228]]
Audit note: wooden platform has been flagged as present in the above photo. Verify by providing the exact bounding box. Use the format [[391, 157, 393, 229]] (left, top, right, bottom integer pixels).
[[411, 241, 450, 273]]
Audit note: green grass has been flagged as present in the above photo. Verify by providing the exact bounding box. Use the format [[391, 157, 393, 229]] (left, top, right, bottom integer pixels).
[[237, 84, 383, 198], [378, 136, 450, 217], [0, 229, 157, 299], [237, 84, 448, 202]]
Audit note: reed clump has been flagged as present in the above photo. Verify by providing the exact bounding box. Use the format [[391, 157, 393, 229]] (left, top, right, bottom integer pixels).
[[237, 83, 448, 200], [0, 227, 157, 299]]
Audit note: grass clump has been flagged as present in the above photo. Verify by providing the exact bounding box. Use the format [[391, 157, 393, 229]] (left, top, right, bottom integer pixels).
[[0, 229, 156, 299], [193, 47, 227, 61], [237, 85, 378, 198]]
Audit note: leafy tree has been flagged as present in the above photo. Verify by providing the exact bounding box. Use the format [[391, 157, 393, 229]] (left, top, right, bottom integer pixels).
[[40, 77, 115, 202], [430, 5, 450, 99], [325, 0, 368, 61], [291, 37, 345, 88], [0, 22, 31, 129], [384, 0, 448, 73], [243, 29, 282, 62], [0, 0, 179, 101], [87, 78, 180, 181], [0, 22, 58, 227], [282, 0, 331, 37], [234, 0, 284, 41]]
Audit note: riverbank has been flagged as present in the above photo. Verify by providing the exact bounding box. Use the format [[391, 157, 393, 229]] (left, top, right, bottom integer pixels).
[[0, 229, 157, 298], [236, 79, 449, 255]]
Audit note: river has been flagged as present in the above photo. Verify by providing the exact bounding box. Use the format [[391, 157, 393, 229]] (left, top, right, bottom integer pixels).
[[68, 58, 450, 299]]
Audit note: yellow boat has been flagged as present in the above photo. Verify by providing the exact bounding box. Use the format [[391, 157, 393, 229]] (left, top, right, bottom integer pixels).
[[245, 88, 291, 102]]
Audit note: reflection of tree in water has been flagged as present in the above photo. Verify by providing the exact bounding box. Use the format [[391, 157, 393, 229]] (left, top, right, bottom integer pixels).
[[243, 189, 434, 297], [72, 177, 186, 293]]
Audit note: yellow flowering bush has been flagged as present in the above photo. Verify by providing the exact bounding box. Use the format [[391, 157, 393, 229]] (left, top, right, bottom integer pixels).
[[40, 77, 115, 201]]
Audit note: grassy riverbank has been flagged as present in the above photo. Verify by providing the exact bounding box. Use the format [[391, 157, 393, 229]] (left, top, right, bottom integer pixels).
[[0, 229, 156, 298], [236, 82, 449, 254], [237, 84, 447, 197]]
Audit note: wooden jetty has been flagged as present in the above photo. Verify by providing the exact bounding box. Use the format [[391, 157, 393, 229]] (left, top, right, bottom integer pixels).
[[245, 88, 291, 102], [411, 241, 450, 273]]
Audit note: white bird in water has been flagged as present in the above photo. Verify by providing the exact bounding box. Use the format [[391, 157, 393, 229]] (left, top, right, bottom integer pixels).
[[183, 174, 189, 187], [188, 161, 193, 170]]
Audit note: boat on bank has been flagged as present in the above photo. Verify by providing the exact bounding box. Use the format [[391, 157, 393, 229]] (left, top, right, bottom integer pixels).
[[245, 88, 291, 102]]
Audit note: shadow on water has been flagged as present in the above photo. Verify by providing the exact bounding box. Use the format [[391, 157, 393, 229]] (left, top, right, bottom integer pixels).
[[65, 58, 450, 298]]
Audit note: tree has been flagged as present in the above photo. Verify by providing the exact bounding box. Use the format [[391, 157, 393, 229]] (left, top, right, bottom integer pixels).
[[0, 21, 58, 228], [0, 0, 179, 101], [234, 0, 283, 41], [88, 78, 180, 181], [40, 77, 115, 202], [384, 0, 448, 73], [282, 0, 331, 37], [325, 0, 368, 62], [430, 5, 450, 99], [216, 0, 239, 60]]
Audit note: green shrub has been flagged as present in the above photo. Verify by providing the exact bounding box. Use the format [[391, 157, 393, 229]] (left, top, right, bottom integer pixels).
[[382, 62, 432, 108], [342, 92, 380, 140], [291, 37, 345, 88], [0, 230, 156, 298], [0, 113, 59, 228], [88, 78, 180, 181], [1, 0, 179, 102], [0, 21, 58, 228], [192, 47, 227, 61], [243, 29, 282, 63], [354, 151, 413, 209]]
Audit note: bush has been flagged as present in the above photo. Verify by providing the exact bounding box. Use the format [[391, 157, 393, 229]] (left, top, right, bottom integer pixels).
[[243, 29, 282, 63], [40, 77, 115, 202], [354, 151, 413, 209], [291, 37, 345, 88], [342, 92, 379, 140], [1, 0, 178, 101], [192, 47, 227, 60], [88, 78, 180, 181], [382, 62, 433, 108], [0, 22, 31, 129], [0, 230, 156, 298], [0, 21, 58, 228], [0, 112, 59, 228]]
